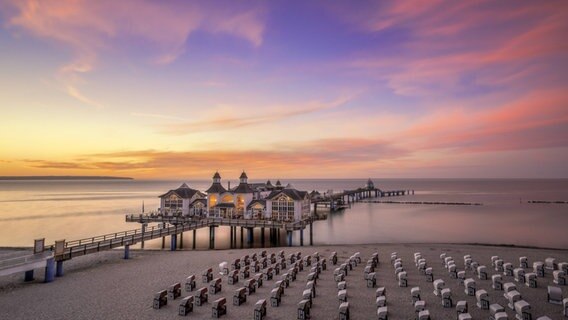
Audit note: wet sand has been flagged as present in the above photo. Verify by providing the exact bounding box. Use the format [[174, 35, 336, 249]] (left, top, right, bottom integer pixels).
[[0, 243, 567, 319]]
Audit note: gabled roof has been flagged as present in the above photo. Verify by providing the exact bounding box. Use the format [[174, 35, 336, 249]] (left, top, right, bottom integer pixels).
[[213, 171, 221, 179], [206, 183, 227, 194], [239, 171, 248, 179], [267, 188, 308, 201], [234, 182, 254, 193], [159, 183, 201, 199], [247, 199, 266, 209], [190, 198, 207, 207]]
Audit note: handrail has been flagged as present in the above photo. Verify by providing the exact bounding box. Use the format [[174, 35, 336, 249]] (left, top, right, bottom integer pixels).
[[0, 251, 53, 270]]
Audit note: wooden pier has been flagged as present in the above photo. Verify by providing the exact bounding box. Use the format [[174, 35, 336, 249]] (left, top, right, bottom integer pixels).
[[312, 187, 413, 213]]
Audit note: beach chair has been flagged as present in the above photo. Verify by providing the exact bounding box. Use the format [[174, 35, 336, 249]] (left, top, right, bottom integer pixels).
[[458, 271, 466, 286], [492, 274, 503, 290], [185, 275, 196, 292], [491, 256, 500, 268], [306, 280, 316, 298], [330, 252, 338, 265], [210, 278, 222, 295], [471, 261, 479, 274], [240, 266, 250, 280], [564, 298, 568, 317], [554, 270, 566, 285], [514, 300, 531, 320], [418, 309, 430, 320], [503, 282, 516, 297], [339, 302, 349, 320], [340, 263, 348, 277], [334, 268, 344, 282], [178, 295, 193, 316], [495, 259, 504, 272], [195, 287, 208, 306], [281, 273, 290, 288], [411, 287, 421, 304], [494, 312, 508, 320], [464, 278, 476, 296], [319, 259, 327, 271], [395, 266, 404, 279], [533, 261, 544, 277], [464, 256, 472, 270], [514, 268, 525, 283], [478, 265, 488, 280], [398, 271, 407, 287], [338, 289, 348, 303], [254, 273, 263, 288], [425, 268, 434, 282], [307, 272, 317, 285], [376, 295, 386, 308], [203, 267, 213, 283], [297, 299, 311, 320], [338, 281, 347, 290], [441, 288, 452, 308], [152, 290, 167, 309], [365, 265, 375, 279], [219, 262, 229, 276], [456, 300, 468, 317], [476, 289, 489, 309], [415, 300, 426, 316], [302, 289, 312, 307], [392, 252, 399, 263], [504, 263, 514, 276], [489, 304, 505, 320], [231, 258, 241, 271], [233, 287, 246, 306], [547, 286, 562, 304], [228, 270, 239, 285], [448, 264, 457, 278], [168, 283, 182, 300], [519, 256, 528, 269], [525, 273, 537, 288], [545, 257, 557, 271], [244, 278, 256, 295], [254, 299, 267, 320], [270, 288, 281, 307], [363, 271, 375, 287], [433, 279, 445, 296], [376, 286, 386, 298], [559, 262, 568, 273], [506, 290, 521, 310], [211, 297, 227, 318], [377, 306, 388, 320], [371, 252, 379, 266], [458, 314, 472, 320]]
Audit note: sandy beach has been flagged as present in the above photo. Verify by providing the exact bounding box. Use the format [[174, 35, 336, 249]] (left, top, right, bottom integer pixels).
[[0, 243, 567, 320]]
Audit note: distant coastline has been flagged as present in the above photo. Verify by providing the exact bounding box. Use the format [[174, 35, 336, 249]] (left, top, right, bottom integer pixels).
[[0, 176, 134, 181]]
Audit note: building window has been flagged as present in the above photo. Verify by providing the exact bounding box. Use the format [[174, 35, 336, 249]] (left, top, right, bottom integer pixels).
[[271, 196, 295, 221]]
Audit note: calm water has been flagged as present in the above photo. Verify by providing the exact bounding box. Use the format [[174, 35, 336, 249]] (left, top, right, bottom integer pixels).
[[0, 179, 567, 249]]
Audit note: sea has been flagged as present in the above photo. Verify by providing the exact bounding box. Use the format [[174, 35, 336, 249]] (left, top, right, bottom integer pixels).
[[1, 179, 567, 249]]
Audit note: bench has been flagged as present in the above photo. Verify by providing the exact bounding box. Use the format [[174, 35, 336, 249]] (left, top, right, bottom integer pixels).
[[377, 306, 388, 320], [514, 300, 531, 320], [211, 297, 227, 318], [185, 275, 196, 292], [297, 299, 311, 320], [270, 288, 282, 307], [525, 272, 537, 288], [490, 303, 504, 320], [547, 286, 563, 304], [338, 289, 347, 303], [152, 290, 167, 309], [168, 283, 182, 300], [476, 289, 489, 309], [367, 272, 377, 288], [210, 278, 222, 294], [233, 287, 246, 306], [254, 299, 267, 320], [203, 267, 213, 283], [179, 295, 193, 316], [411, 286, 421, 304], [441, 288, 452, 308], [464, 278, 476, 296], [195, 287, 208, 306], [492, 274, 503, 290], [339, 302, 349, 320], [228, 270, 239, 285]]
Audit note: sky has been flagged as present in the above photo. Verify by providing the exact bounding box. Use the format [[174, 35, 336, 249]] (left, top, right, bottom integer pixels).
[[0, 0, 567, 179]]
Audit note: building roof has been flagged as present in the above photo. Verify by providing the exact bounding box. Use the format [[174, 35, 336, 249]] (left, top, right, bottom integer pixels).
[[159, 183, 201, 199], [206, 183, 227, 194], [234, 182, 254, 193], [247, 199, 266, 209], [213, 171, 221, 179], [189, 198, 207, 207], [239, 171, 248, 179], [267, 188, 308, 201], [266, 180, 273, 187], [275, 180, 281, 186]]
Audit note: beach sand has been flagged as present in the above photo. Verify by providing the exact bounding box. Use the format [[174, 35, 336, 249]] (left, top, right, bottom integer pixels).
[[1, 243, 567, 319]]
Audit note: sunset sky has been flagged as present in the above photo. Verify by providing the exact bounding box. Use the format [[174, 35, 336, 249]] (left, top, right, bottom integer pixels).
[[0, 0, 567, 179]]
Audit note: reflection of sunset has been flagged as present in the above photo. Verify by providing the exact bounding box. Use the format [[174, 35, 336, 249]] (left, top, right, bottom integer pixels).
[[1, 1, 566, 178]]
